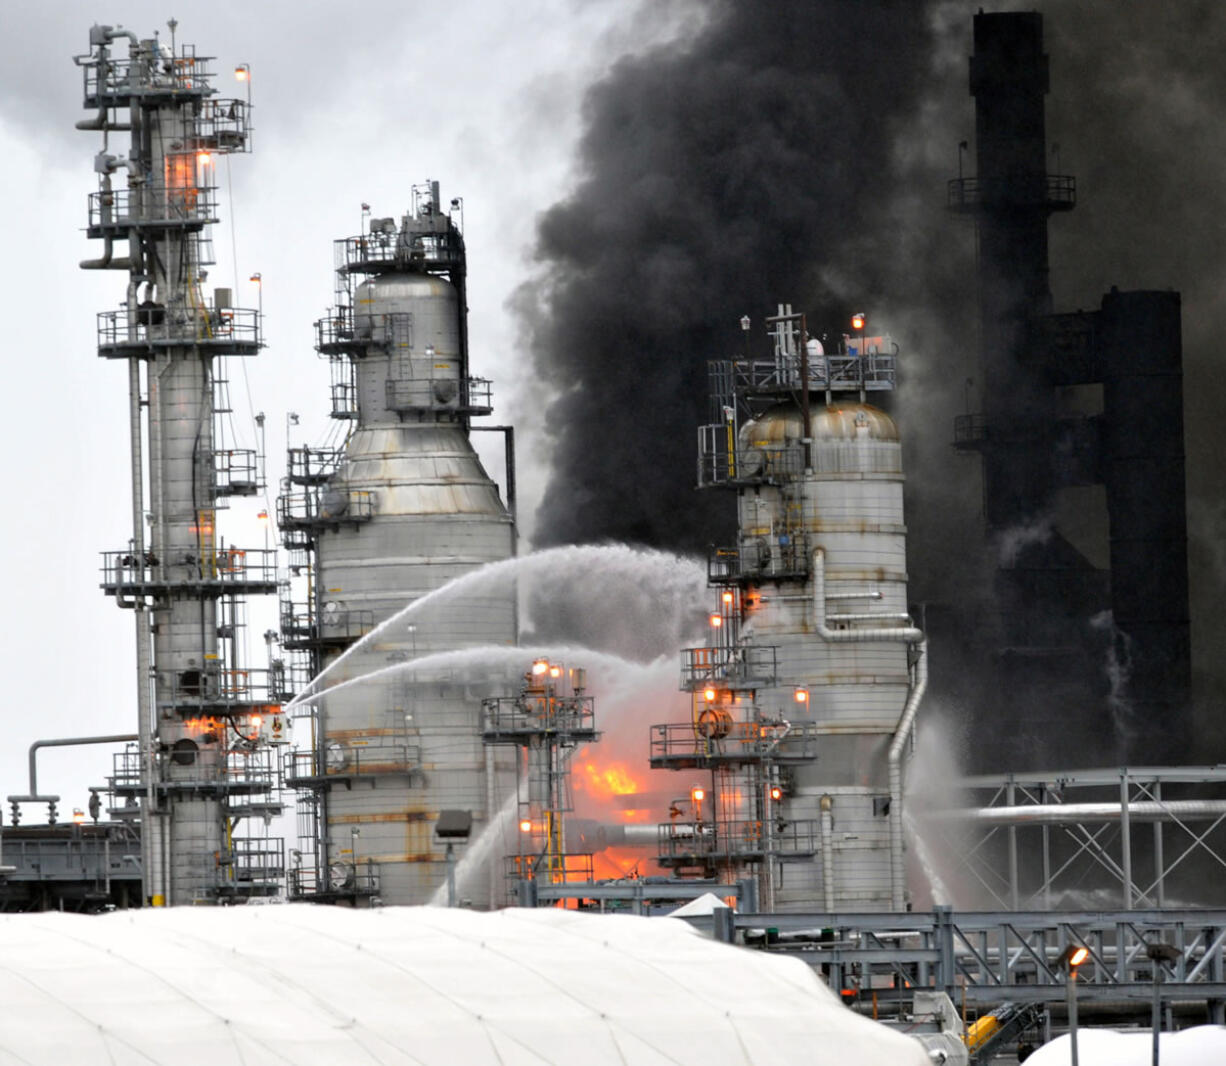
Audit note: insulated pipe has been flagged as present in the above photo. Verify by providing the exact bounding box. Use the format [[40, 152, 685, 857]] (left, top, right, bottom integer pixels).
[[812, 547, 926, 908], [26, 735, 137, 795], [80, 234, 133, 270], [811, 548, 923, 643], [889, 639, 927, 909], [820, 795, 835, 911], [936, 800, 1226, 825]]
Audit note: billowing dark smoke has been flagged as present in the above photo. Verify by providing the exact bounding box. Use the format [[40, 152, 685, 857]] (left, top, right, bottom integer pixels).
[[516, 0, 1226, 764], [517, 0, 948, 551]]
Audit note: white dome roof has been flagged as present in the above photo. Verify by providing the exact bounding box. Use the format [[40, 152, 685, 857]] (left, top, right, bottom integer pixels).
[[0, 904, 930, 1066]]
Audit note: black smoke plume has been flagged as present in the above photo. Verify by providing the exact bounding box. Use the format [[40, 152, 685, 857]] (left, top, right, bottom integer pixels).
[[516, 0, 1226, 764], [516, 0, 950, 552]]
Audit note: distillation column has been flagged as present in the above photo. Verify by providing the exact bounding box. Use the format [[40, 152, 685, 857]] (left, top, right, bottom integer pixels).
[[679, 313, 924, 911], [282, 185, 517, 906], [78, 25, 282, 905]]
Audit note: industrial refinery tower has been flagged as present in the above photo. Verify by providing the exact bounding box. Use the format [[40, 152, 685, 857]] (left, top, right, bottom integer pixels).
[[281, 185, 518, 906], [949, 11, 1190, 768], [78, 25, 283, 905], [652, 312, 926, 911]]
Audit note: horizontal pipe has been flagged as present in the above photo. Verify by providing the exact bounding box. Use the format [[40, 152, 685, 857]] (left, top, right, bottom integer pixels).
[[933, 800, 1226, 825], [26, 734, 138, 796], [812, 549, 923, 643]]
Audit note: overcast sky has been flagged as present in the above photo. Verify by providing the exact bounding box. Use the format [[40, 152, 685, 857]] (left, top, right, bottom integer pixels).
[[0, 0, 696, 811]]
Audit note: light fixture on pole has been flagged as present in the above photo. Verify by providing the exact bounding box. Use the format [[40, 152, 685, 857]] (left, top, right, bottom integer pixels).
[[1059, 944, 1090, 1066], [1147, 941, 1180, 1066]]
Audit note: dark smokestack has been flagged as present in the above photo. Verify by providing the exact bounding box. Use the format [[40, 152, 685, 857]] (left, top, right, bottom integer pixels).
[[516, 0, 941, 551]]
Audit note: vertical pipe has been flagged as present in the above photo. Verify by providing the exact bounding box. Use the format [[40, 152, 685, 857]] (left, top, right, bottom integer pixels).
[[1042, 786, 1052, 910], [127, 355, 163, 905], [1154, 780, 1166, 907], [1067, 971, 1080, 1066], [1121, 771, 1133, 909], [820, 795, 835, 912], [1007, 778, 1019, 910]]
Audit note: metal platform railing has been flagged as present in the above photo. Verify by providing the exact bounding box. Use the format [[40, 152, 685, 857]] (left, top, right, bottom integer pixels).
[[286, 740, 421, 782], [101, 545, 277, 597], [505, 851, 595, 885], [385, 375, 492, 416], [649, 719, 819, 768], [680, 644, 778, 689], [706, 537, 810, 583], [288, 860, 380, 901], [110, 743, 281, 797], [656, 818, 819, 865], [481, 695, 597, 742], [214, 448, 259, 497], [96, 305, 260, 353], [947, 173, 1076, 212], [278, 601, 375, 650], [224, 836, 285, 890], [80, 44, 212, 103], [88, 184, 218, 232], [277, 488, 374, 531], [286, 446, 345, 485], [697, 427, 804, 487]]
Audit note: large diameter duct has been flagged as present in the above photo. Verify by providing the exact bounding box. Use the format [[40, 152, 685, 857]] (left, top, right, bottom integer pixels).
[[739, 403, 919, 911], [311, 233, 517, 907]]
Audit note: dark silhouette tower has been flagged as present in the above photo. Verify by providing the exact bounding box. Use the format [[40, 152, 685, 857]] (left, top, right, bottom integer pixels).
[[950, 11, 1190, 766]]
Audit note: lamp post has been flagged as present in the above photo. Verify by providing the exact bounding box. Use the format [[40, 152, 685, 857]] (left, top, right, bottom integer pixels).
[[1059, 944, 1090, 1066], [1147, 942, 1181, 1066]]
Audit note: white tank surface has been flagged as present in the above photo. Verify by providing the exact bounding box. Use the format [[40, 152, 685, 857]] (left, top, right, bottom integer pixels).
[[0, 905, 933, 1066]]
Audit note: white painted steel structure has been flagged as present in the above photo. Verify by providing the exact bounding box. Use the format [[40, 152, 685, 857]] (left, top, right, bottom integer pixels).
[[676, 311, 925, 912], [76, 24, 282, 905], [283, 186, 517, 906]]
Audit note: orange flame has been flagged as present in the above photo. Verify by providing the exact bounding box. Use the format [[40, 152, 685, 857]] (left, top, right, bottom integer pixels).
[[582, 761, 639, 797]]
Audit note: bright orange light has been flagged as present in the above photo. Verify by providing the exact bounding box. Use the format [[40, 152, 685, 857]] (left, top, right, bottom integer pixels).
[[691, 786, 705, 804], [794, 688, 809, 703], [234, 66, 249, 81], [583, 762, 640, 798], [709, 613, 723, 628], [1068, 945, 1090, 968], [257, 509, 269, 523], [769, 786, 783, 802], [197, 151, 212, 166], [73, 808, 85, 825], [703, 687, 717, 703], [519, 819, 533, 833], [851, 312, 866, 330], [722, 591, 734, 605], [531, 659, 549, 676], [251, 714, 263, 727], [549, 665, 562, 679]]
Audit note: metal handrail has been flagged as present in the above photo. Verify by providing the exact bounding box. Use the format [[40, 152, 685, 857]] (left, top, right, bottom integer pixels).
[[649, 720, 819, 764], [101, 545, 277, 589], [88, 184, 218, 229], [680, 644, 778, 688], [657, 818, 819, 861], [96, 306, 260, 350]]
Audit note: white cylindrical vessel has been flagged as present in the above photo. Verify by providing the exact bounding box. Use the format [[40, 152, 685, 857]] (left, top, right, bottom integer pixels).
[[310, 260, 518, 907], [738, 403, 912, 910]]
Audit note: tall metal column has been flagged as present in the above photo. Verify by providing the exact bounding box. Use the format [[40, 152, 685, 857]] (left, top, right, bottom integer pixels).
[[76, 23, 283, 905]]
